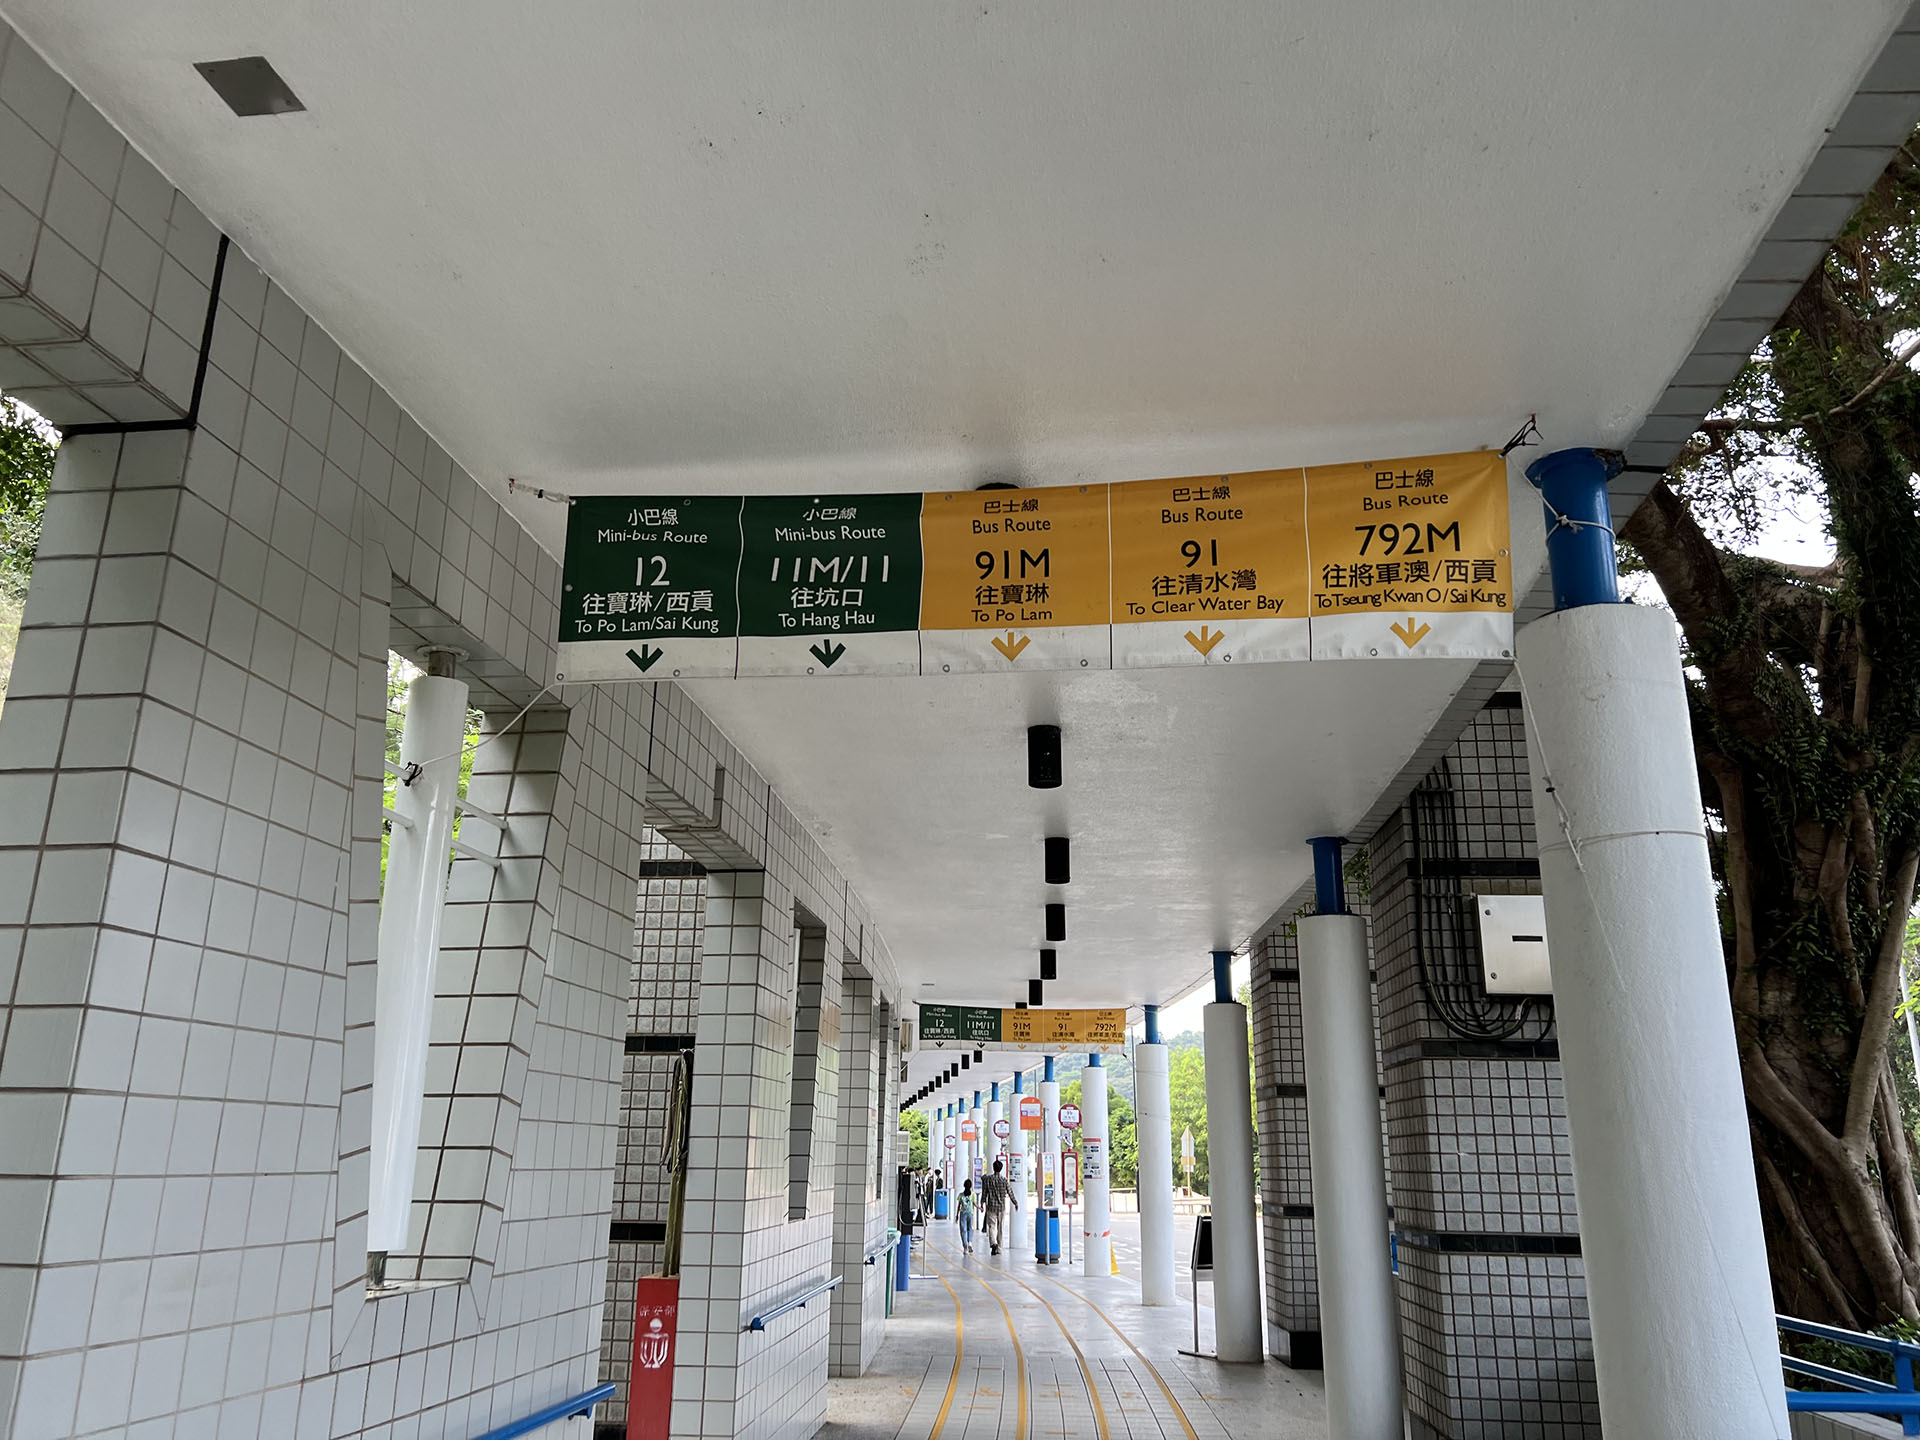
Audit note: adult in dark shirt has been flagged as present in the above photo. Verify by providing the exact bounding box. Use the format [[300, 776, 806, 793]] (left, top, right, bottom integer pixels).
[[981, 1160, 1012, 1255]]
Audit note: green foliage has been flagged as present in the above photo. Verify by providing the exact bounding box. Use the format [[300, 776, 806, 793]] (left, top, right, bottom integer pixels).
[[1629, 136, 1920, 1325], [0, 397, 57, 710], [1168, 1045, 1211, 1191], [1059, 1076, 1138, 1189], [0, 395, 55, 600], [900, 1107, 929, 1170]]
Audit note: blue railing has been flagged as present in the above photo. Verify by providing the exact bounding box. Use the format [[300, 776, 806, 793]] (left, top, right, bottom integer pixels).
[[1781, 1314, 1920, 1436], [472, 1383, 616, 1440], [746, 1274, 842, 1332]]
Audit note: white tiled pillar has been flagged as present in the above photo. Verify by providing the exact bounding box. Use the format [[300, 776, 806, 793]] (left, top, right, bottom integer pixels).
[[678, 871, 845, 1440], [829, 972, 883, 1377]]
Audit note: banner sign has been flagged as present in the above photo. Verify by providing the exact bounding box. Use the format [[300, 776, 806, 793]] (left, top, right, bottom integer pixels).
[[917, 1005, 1128, 1053], [555, 451, 1511, 681], [628, 1275, 680, 1440], [1019, 1096, 1044, 1131], [959, 1119, 978, 1143]]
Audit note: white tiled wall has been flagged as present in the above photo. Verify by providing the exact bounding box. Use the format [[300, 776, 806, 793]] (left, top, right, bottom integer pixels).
[[0, 18, 906, 1440]]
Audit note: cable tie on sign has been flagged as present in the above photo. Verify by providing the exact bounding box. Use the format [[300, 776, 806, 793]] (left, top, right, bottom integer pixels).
[[1500, 414, 1543, 457], [507, 476, 574, 506]]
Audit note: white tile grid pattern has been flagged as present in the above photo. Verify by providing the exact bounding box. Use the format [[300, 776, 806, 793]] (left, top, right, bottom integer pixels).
[[363, 706, 577, 1287], [670, 867, 859, 1440], [0, 25, 213, 426], [1368, 704, 1596, 1439], [0, 17, 908, 1437], [597, 848, 708, 1430], [1249, 928, 1320, 1355], [827, 972, 885, 1379]]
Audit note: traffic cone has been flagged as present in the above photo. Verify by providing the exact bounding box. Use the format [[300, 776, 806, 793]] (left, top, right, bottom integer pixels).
[[1109, 1240, 1120, 1276]]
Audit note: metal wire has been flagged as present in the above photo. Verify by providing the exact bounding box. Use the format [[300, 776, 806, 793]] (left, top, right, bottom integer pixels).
[[1407, 763, 1555, 1043]]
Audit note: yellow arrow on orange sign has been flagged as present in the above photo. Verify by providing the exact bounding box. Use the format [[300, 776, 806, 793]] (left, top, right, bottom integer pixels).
[[1390, 617, 1432, 649], [991, 632, 1032, 662], [1185, 625, 1225, 657]]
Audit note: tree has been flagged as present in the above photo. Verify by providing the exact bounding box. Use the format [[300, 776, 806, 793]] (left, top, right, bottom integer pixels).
[[1620, 138, 1920, 1327], [900, 1108, 928, 1171], [1168, 1047, 1211, 1192], [0, 396, 57, 706], [1060, 1076, 1138, 1189]]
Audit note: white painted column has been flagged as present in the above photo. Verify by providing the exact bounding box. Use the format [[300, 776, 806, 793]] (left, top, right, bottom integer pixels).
[[1081, 1057, 1112, 1276], [1204, 985, 1264, 1362], [1518, 602, 1787, 1438], [1135, 1040, 1176, 1306], [1298, 913, 1403, 1438], [369, 669, 470, 1253], [1040, 1071, 1062, 1260], [987, 1086, 1005, 1180]]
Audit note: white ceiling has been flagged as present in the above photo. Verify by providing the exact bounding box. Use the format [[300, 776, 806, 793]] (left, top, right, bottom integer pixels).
[[6, 0, 1903, 1084]]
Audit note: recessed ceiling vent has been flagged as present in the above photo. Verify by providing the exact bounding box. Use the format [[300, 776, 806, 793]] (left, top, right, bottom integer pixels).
[[195, 56, 306, 117]]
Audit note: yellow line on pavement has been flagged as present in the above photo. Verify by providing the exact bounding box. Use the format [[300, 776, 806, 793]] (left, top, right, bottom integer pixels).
[[1032, 1266, 1201, 1440], [933, 1239, 1110, 1440], [926, 1261, 965, 1440], [926, 1238, 1028, 1440]]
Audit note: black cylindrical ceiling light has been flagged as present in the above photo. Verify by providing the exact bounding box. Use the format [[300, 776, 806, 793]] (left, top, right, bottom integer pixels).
[[1045, 904, 1066, 942], [1014, 1000, 1027, 1010], [1029, 978, 1044, 1006], [1028, 725, 1062, 789], [972, 1049, 983, 1065], [961, 1054, 971, 1070], [1044, 836, 1071, 885], [1039, 948, 1057, 981]]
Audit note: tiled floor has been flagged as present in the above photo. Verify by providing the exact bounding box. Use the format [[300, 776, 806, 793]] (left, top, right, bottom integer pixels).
[[822, 1213, 1327, 1440]]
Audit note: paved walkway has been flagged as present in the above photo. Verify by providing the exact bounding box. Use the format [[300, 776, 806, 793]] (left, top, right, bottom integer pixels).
[[822, 1213, 1327, 1440]]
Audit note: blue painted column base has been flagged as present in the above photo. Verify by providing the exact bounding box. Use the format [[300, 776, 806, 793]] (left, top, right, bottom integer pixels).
[[1524, 447, 1624, 611]]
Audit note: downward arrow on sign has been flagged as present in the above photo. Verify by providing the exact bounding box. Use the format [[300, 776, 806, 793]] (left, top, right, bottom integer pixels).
[[991, 632, 1031, 662], [627, 645, 665, 672], [1185, 625, 1225, 657], [808, 640, 846, 669], [1389, 617, 1432, 649]]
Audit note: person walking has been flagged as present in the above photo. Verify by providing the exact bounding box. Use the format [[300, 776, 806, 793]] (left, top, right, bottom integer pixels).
[[981, 1159, 1011, 1255], [958, 1178, 977, 1255]]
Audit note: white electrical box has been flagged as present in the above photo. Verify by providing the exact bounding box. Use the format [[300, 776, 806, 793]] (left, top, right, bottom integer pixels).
[[1475, 893, 1553, 995]]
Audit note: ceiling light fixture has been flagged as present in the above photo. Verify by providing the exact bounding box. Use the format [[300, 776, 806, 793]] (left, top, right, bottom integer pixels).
[[1045, 836, 1071, 885], [1045, 904, 1066, 942], [194, 56, 306, 116], [1040, 949, 1057, 981], [1027, 725, 1062, 789], [1029, 978, 1044, 1006]]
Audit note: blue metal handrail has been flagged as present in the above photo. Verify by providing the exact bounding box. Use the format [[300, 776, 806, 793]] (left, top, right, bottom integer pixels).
[[746, 1274, 842, 1332], [1781, 1313, 1920, 1435], [864, 1232, 899, 1265], [471, 1383, 616, 1440]]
